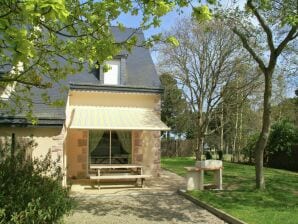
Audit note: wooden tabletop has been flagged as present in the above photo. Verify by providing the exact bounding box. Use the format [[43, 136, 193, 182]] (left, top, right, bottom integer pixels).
[[90, 164, 143, 169]]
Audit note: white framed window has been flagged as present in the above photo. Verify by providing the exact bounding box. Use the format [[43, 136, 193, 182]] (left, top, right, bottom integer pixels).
[[89, 130, 132, 164], [103, 60, 120, 85], [0, 82, 16, 100]]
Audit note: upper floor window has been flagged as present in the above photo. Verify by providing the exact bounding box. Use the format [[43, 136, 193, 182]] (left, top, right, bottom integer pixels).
[[103, 60, 120, 85], [0, 82, 16, 100]]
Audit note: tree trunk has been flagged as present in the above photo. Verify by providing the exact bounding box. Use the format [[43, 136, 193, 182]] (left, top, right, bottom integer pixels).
[[220, 102, 224, 152], [233, 105, 239, 162], [234, 79, 240, 162], [175, 140, 178, 157], [238, 106, 243, 162], [195, 136, 204, 160], [195, 109, 204, 160], [11, 133, 15, 158], [255, 71, 272, 190]]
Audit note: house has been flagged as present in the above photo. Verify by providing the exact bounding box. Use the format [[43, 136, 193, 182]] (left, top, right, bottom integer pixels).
[[0, 27, 169, 186]]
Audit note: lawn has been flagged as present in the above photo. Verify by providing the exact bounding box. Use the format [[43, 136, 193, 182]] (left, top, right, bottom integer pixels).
[[161, 157, 298, 224]]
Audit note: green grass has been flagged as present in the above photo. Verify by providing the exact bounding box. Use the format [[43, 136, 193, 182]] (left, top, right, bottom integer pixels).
[[162, 157, 298, 224]]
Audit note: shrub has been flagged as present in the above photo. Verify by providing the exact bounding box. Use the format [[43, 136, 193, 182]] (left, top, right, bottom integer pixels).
[[0, 136, 74, 224], [242, 120, 298, 169], [267, 119, 298, 155], [266, 119, 298, 171]]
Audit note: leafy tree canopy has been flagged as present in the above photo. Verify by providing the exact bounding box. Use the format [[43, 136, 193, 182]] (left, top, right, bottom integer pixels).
[[0, 0, 218, 119], [0, 0, 222, 84], [0, 0, 195, 89], [160, 73, 189, 137], [267, 119, 298, 155]]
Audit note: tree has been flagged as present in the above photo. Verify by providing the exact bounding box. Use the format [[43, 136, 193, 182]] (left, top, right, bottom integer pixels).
[[216, 63, 261, 162], [225, 0, 298, 189], [267, 119, 298, 156], [158, 18, 247, 160], [266, 119, 298, 171], [205, 74, 263, 161], [272, 98, 297, 124], [160, 73, 189, 139], [0, 0, 191, 112]]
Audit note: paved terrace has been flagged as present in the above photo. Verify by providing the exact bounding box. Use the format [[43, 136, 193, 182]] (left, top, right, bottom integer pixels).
[[64, 170, 225, 224]]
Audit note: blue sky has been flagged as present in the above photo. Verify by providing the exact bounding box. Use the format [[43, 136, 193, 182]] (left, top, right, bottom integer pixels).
[[113, 0, 246, 39], [112, 0, 297, 97], [112, 0, 246, 62], [115, 6, 193, 39]]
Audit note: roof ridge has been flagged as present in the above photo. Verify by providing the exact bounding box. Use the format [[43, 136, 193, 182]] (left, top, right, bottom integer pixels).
[[109, 25, 143, 32]]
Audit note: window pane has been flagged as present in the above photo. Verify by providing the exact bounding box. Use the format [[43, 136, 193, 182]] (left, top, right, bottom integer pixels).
[[89, 131, 109, 164], [104, 60, 120, 85], [112, 131, 131, 164], [89, 130, 131, 164]]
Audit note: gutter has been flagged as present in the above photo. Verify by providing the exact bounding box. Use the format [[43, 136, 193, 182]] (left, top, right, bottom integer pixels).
[[69, 83, 164, 94], [0, 117, 65, 127]]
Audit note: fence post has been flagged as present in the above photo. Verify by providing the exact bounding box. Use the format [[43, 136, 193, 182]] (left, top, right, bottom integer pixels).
[[11, 133, 15, 158], [175, 140, 178, 157]]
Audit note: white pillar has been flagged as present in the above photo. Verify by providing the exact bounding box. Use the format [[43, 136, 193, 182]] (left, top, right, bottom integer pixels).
[[186, 170, 204, 190], [214, 168, 222, 190], [198, 170, 204, 190], [186, 171, 199, 190]]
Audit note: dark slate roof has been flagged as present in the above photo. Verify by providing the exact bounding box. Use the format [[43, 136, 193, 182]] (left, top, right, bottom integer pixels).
[[0, 27, 161, 125], [69, 27, 161, 88]]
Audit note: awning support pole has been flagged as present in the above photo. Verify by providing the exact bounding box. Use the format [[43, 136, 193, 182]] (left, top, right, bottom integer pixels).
[[109, 130, 112, 164]]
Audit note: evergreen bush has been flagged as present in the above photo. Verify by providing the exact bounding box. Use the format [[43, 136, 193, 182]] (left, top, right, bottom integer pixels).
[[0, 136, 74, 224]]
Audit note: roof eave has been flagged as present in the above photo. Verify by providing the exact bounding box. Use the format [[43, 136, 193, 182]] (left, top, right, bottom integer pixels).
[[0, 117, 65, 127], [69, 83, 164, 94]]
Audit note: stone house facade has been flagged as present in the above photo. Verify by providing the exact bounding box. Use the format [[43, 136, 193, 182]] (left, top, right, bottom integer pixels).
[[0, 28, 169, 185]]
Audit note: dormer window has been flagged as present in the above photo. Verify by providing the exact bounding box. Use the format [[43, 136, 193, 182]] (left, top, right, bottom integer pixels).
[[0, 82, 16, 100], [103, 60, 120, 85]]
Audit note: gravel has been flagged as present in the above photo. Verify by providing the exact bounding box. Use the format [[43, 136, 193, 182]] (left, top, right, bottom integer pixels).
[[64, 170, 225, 224]]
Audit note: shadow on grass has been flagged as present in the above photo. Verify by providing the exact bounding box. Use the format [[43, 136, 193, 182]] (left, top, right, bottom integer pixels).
[[162, 157, 298, 223], [191, 169, 298, 211]]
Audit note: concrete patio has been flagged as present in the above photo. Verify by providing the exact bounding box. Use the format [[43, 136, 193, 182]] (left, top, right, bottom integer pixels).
[[64, 170, 225, 224]]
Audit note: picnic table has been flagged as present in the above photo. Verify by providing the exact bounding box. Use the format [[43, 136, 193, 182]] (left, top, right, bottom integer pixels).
[[89, 164, 150, 189]]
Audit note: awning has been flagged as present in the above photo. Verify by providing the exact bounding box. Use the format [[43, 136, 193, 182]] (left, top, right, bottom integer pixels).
[[68, 106, 170, 131]]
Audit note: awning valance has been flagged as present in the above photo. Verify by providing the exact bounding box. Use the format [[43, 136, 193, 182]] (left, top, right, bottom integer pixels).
[[68, 106, 170, 131]]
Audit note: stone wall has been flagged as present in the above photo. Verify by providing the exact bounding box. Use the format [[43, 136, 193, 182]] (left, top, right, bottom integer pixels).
[[66, 129, 161, 178], [133, 130, 161, 177], [51, 132, 64, 168], [0, 127, 63, 160], [66, 129, 88, 178], [132, 96, 162, 177]]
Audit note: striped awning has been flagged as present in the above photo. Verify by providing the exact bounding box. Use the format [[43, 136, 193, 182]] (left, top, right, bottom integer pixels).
[[68, 106, 170, 131]]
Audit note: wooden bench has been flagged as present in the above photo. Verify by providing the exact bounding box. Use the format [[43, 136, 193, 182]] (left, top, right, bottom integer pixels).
[[90, 174, 150, 189], [89, 164, 150, 189]]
